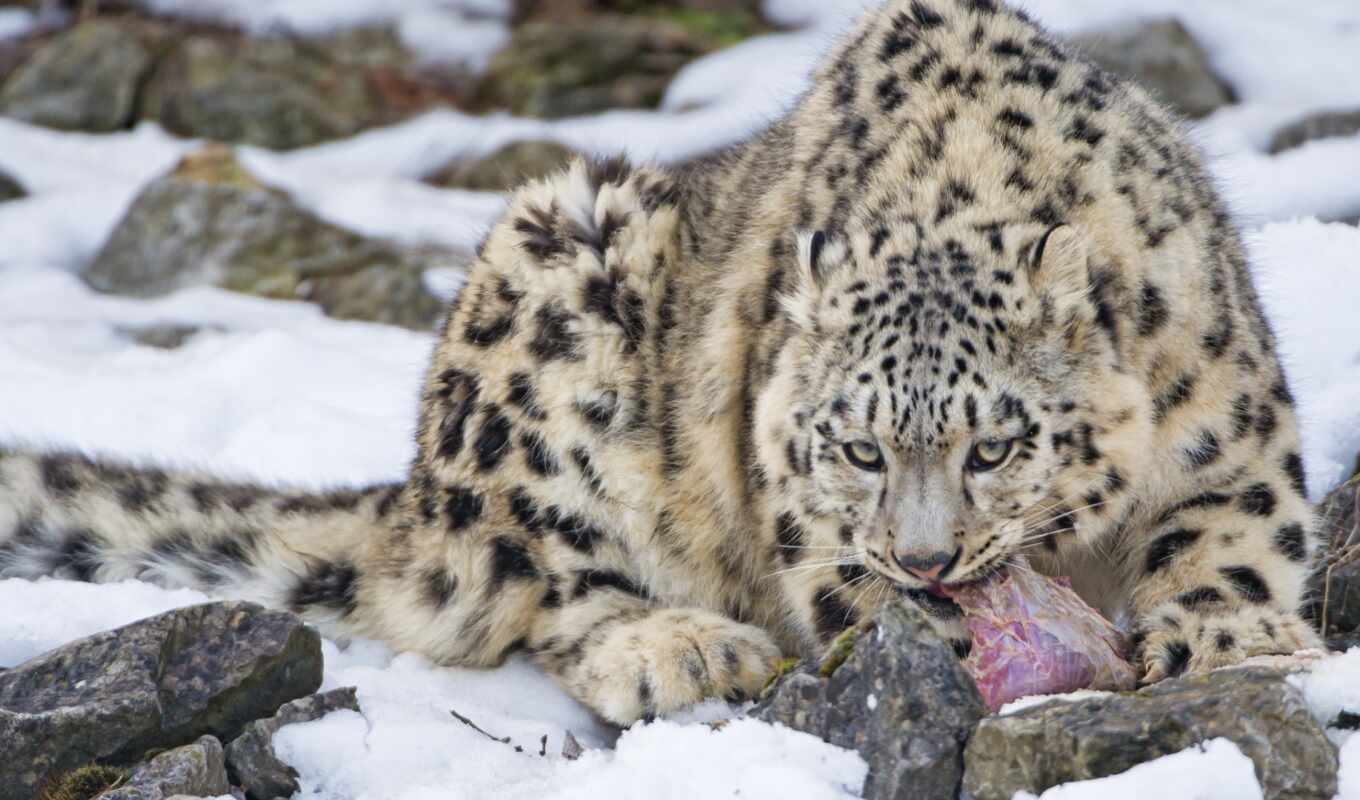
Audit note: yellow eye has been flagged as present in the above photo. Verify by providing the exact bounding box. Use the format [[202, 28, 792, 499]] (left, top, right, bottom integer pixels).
[[843, 440, 884, 471], [968, 439, 1013, 472]]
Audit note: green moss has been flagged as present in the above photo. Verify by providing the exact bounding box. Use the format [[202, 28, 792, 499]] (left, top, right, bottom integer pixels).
[[760, 656, 802, 698], [817, 624, 862, 678], [172, 144, 264, 190], [37, 765, 127, 800], [647, 8, 765, 48]]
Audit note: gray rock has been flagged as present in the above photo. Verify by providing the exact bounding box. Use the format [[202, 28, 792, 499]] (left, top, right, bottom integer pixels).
[[115, 323, 226, 350], [475, 16, 715, 118], [963, 667, 1338, 800], [1319, 474, 1359, 552], [1270, 108, 1360, 155], [423, 140, 577, 192], [1314, 475, 1360, 642], [139, 33, 388, 150], [0, 168, 22, 202], [515, 0, 763, 24], [0, 601, 322, 800], [1070, 18, 1235, 119], [755, 601, 985, 800], [102, 736, 231, 800], [0, 19, 155, 132], [225, 687, 360, 800], [85, 145, 456, 330]]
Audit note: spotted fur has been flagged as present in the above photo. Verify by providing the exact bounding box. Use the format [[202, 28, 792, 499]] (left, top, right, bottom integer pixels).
[[0, 0, 1322, 723]]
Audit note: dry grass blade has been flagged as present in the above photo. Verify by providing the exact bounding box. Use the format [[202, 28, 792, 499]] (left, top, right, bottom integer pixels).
[[1318, 524, 1359, 638]]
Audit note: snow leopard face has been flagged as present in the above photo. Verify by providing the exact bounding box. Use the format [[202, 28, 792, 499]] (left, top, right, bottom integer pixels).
[[760, 219, 1137, 593]]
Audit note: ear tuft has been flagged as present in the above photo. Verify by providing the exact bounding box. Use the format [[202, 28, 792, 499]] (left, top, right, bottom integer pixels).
[[808, 230, 827, 276], [795, 229, 847, 286], [785, 229, 847, 330], [1029, 224, 1090, 313]]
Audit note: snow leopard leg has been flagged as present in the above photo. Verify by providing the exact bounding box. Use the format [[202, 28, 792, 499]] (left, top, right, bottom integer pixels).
[[1129, 464, 1324, 681]]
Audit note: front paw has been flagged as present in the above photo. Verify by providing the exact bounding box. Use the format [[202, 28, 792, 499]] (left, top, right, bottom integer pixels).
[[573, 609, 783, 725], [1135, 603, 1321, 683]]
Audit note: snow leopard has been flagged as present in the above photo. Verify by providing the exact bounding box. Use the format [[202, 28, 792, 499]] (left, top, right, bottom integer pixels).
[[0, 0, 1324, 724]]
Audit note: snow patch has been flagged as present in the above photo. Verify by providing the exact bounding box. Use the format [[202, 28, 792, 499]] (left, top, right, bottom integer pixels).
[[0, 7, 36, 40], [1247, 220, 1360, 499], [997, 689, 1114, 716]]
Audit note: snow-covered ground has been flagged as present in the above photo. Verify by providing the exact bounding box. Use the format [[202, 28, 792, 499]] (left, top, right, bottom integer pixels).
[[2, 0, 1359, 797]]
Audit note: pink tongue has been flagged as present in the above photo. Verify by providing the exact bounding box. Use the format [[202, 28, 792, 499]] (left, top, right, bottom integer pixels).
[[940, 563, 1136, 711]]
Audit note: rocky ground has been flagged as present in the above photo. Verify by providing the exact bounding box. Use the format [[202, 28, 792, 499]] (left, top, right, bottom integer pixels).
[[2, 1, 1360, 799]]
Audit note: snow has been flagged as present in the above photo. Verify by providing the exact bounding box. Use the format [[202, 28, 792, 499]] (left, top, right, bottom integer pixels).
[[1011, 738, 1263, 800], [1289, 647, 1360, 744], [0, 7, 37, 41], [276, 708, 864, 799], [997, 689, 1113, 716], [0, 270, 430, 487], [1248, 221, 1360, 499], [2, 0, 1360, 797], [0, 121, 197, 273], [1341, 735, 1360, 800]]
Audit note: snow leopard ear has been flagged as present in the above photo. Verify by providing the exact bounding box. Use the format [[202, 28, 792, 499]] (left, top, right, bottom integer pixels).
[[783, 229, 849, 330], [1026, 224, 1094, 346]]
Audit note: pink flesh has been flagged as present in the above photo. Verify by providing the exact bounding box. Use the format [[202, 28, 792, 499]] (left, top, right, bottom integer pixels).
[[941, 565, 1136, 711]]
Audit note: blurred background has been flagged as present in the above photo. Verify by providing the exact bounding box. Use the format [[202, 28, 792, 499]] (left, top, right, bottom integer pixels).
[[0, 0, 1357, 492], [1, 4, 1359, 797]]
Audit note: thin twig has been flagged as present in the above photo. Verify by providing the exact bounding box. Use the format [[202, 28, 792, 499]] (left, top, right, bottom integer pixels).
[[450, 708, 512, 745]]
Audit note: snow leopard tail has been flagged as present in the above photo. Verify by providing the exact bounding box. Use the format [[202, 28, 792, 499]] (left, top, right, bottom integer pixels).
[[0, 447, 403, 629]]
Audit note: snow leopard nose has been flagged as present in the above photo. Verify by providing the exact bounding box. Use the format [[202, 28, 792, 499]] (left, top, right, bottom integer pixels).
[[895, 546, 961, 582]]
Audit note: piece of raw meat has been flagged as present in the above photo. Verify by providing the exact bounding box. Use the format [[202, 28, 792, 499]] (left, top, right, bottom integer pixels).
[[943, 563, 1137, 711]]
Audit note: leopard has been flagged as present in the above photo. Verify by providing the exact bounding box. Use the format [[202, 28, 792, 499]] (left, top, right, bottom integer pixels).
[[0, 0, 1324, 725]]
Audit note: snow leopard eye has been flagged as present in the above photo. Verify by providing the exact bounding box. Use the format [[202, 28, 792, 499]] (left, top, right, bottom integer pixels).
[[966, 439, 1014, 472], [843, 440, 884, 471]]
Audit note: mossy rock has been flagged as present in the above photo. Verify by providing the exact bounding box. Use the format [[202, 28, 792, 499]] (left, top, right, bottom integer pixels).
[[1069, 18, 1235, 120], [517, 0, 763, 24], [139, 33, 388, 150], [85, 145, 459, 330], [0, 167, 23, 202], [37, 766, 127, 800], [423, 140, 579, 192], [649, 7, 764, 48], [0, 19, 156, 132], [755, 602, 984, 800], [0, 602, 320, 800], [475, 15, 720, 118]]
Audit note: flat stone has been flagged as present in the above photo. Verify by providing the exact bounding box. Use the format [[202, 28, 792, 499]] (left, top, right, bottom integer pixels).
[[1270, 108, 1360, 155], [423, 140, 578, 192], [0, 19, 155, 132], [102, 736, 231, 800], [139, 34, 385, 150], [475, 16, 714, 118], [1070, 18, 1235, 119], [115, 323, 226, 350], [0, 168, 23, 202], [755, 601, 985, 800], [963, 667, 1338, 800], [0, 601, 321, 800], [225, 687, 360, 800], [85, 145, 457, 330]]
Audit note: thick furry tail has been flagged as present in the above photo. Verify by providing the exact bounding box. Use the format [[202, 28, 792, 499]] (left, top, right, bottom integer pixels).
[[0, 447, 403, 630]]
